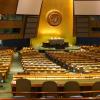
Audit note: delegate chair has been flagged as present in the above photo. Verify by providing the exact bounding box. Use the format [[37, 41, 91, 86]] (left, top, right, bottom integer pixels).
[[63, 81, 82, 98], [92, 81, 100, 97], [15, 78, 31, 98], [41, 81, 58, 98]]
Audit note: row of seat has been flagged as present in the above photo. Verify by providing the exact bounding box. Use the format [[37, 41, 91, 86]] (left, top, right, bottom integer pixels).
[[81, 46, 100, 62], [45, 50, 100, 73], [20, 47, 66, 74], [0, 49, 13, 80], [14, 78, 100, 98]]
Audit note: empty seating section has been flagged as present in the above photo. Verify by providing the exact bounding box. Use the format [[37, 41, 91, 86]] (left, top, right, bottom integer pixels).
[[45, 49, 100, 73], [11, 47, 100, 98], [0, 49, 13, 80], [20, 47, 66, 74], [12, 47, 100, 85]]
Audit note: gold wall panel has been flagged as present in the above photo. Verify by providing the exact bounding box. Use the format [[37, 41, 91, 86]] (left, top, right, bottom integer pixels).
[[31, 0, 75, 48]]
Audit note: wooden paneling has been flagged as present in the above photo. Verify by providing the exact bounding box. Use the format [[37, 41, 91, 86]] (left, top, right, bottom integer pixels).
[[74, 15, 100, 38], [24, 16, 39, 38], [0, 21, 23, 28], [0, 0, 18, 14], [0, 34, 23, 40], [75, 16, 89, 37], [0, 15, 25, 40]]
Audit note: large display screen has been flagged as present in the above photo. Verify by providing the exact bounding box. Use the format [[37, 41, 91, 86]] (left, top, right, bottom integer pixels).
[[16, 0, 42, 15], [74, 1, 100, 15]]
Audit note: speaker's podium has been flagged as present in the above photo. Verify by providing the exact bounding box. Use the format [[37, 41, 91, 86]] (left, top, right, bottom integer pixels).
[[43, 38, 68, 49]]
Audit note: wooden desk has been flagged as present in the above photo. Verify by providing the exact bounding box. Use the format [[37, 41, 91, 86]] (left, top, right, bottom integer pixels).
[[11, 73, 100, 87]]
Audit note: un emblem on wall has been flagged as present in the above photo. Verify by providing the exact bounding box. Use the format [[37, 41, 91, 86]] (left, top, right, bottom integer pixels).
[[47, 10, 62, 26]]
